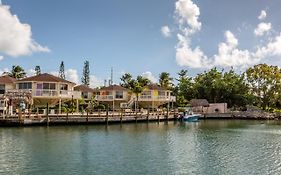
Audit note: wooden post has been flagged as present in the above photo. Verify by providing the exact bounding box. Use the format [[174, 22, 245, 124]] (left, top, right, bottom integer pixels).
[[46, 103, 49, 126], [120, 109, 123, 124], [157, 110, 160, 123], [147, 109, 149, 122], [66, 111, 69, 124], [18, 109, 22, 124], [106, 107, 109, 125], [166, 108, 169, 120], [86, 110, 89, 124]]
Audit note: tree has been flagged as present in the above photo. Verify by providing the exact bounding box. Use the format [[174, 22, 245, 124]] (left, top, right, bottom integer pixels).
[[59, 61, 65, 79], [245, 64, 281, 110], [120, 74, 151, 110], [81, 60, 90, 86], [191, 68, 251, 108], [5, 65, 26, 79], [136, 76, 151, 87], [120, 73, 133, 89], [35, 66, 41, 75], [175, 69, 193, 107], [159, 72, 173, 89], [130, 80, 144, 110]]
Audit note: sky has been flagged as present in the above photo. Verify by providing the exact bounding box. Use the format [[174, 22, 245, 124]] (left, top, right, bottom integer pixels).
[[1, 0, 281, 87]]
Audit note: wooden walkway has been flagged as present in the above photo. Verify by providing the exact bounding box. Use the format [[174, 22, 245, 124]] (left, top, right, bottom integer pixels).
[[0, 112, 178, 126]]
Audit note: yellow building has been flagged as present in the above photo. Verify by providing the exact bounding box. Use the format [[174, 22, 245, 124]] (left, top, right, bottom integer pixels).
[[95, 84, 176, 109]]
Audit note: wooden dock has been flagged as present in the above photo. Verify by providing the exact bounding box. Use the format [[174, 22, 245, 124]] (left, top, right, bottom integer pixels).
[[0, 112, 178, 126]]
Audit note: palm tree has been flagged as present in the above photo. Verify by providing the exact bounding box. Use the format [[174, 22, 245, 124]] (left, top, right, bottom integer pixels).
[[120, 73, 133, 89], [159, 72, 173, 89], [4, 65, 26, 79], [131, 81, 144, 111]]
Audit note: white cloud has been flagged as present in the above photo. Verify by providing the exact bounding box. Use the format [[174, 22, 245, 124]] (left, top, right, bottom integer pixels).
[[0, 5, 49, 57], [27, 69, 36, 76], [50, 71, 59, 77], [161, 26, 171, 37], [176, 34, 210, 68], [258, 10, 267, 20], [65, 69, 79, 83], [256, 33, 281, 58], [174, 0, 209, 68], [90, 75, 103, 88], [0, 55, 3, 61], [172, 0, 281, 69], [175, 0, 201, 34], [141, 71, 157, 83], [254, 22, 271, 36], [0, 67, 9, 75], [213, 31, 260, 67]]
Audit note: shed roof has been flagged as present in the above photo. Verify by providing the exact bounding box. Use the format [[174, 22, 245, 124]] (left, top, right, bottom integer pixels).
[[190, 99, 209, 107]]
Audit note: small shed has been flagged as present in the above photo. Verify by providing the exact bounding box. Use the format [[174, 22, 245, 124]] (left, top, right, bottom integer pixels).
[[190, 99, 209, 107], [190, 99, 209, 113]]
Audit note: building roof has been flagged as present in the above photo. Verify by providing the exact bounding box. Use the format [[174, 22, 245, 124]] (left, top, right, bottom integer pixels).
[[147, 84, 167, 91], [190, 99, 209, 107], [0, 75, 17, 84], [17, 73, 76, 84], [99, 84, 128, 91], [74, 85, 98, 92]]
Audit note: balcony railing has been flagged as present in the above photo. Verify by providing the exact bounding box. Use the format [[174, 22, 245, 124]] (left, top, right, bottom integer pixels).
[[138, 95, 176, 102], [33, 90, 81, 99], [96, 95, 114, 101]]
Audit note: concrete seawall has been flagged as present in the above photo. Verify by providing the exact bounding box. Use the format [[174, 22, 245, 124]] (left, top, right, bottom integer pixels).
[[202, 111, 277, 120]]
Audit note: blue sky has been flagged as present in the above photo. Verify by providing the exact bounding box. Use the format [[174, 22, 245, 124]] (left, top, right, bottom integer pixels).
[[1, 0, 281, 86]]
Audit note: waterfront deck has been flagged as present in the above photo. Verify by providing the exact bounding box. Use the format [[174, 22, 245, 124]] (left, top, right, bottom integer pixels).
[[0, 111, 178, 126]]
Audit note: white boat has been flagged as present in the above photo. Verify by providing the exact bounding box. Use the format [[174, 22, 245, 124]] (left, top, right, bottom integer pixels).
[[183, 113, 201, 122]]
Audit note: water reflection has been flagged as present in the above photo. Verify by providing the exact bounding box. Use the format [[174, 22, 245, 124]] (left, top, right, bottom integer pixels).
[[1, 120, 281, 174]]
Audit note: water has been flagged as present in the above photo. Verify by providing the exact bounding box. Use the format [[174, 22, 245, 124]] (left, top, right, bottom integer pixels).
[[1, 120, 281, 175]]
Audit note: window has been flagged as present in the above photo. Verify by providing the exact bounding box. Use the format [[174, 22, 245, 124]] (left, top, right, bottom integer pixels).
[[142, 91, 151, 96], [115, 91, 123, 99], [158, 91, 165, 96], [60, 84, 68, 90], [105, 91, 112, 95], [43, 83, 56, 90], [0, 84, 5, 94], [82, 92, 89, 99], [19, 82, 32, 89]]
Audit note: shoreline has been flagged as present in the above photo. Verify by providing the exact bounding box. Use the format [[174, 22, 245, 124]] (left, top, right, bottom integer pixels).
[[0, 112, 280, 127]]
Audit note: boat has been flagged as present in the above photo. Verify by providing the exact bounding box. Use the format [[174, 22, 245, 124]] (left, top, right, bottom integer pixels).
[[183, 113, 201, 122], [180, 108, 201, 122]]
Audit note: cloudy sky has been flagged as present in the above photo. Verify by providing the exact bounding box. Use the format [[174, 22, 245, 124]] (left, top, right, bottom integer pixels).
[[1, 0, 281, 87]]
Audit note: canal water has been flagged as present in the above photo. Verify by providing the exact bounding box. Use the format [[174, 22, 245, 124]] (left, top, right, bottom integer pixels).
[[1, 120, 281, 175]]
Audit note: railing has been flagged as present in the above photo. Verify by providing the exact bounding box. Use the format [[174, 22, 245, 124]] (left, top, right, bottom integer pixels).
[[34, 90, 58, 97], [96, 95, 114, 100], [33, 90, 81, 99], [138, 95, 176, 101], [60, 90, 81, 99]]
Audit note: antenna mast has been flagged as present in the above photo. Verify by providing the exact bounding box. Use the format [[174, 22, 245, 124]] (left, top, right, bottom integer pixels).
[[110, 67, 113, 85]]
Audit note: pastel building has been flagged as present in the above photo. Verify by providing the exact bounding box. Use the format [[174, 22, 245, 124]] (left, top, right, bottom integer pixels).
[[16, 73, 81, 107], [0, 76, 17, 115], [95, 85, 131, 109], [95, 84, 176, 109]]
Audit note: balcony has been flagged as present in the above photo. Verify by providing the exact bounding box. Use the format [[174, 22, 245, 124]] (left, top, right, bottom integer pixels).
[[139, 95, 176, 102], [96, 95, 129, 101], [33, 90, 81, 99], [96, 95, 114, 101]]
